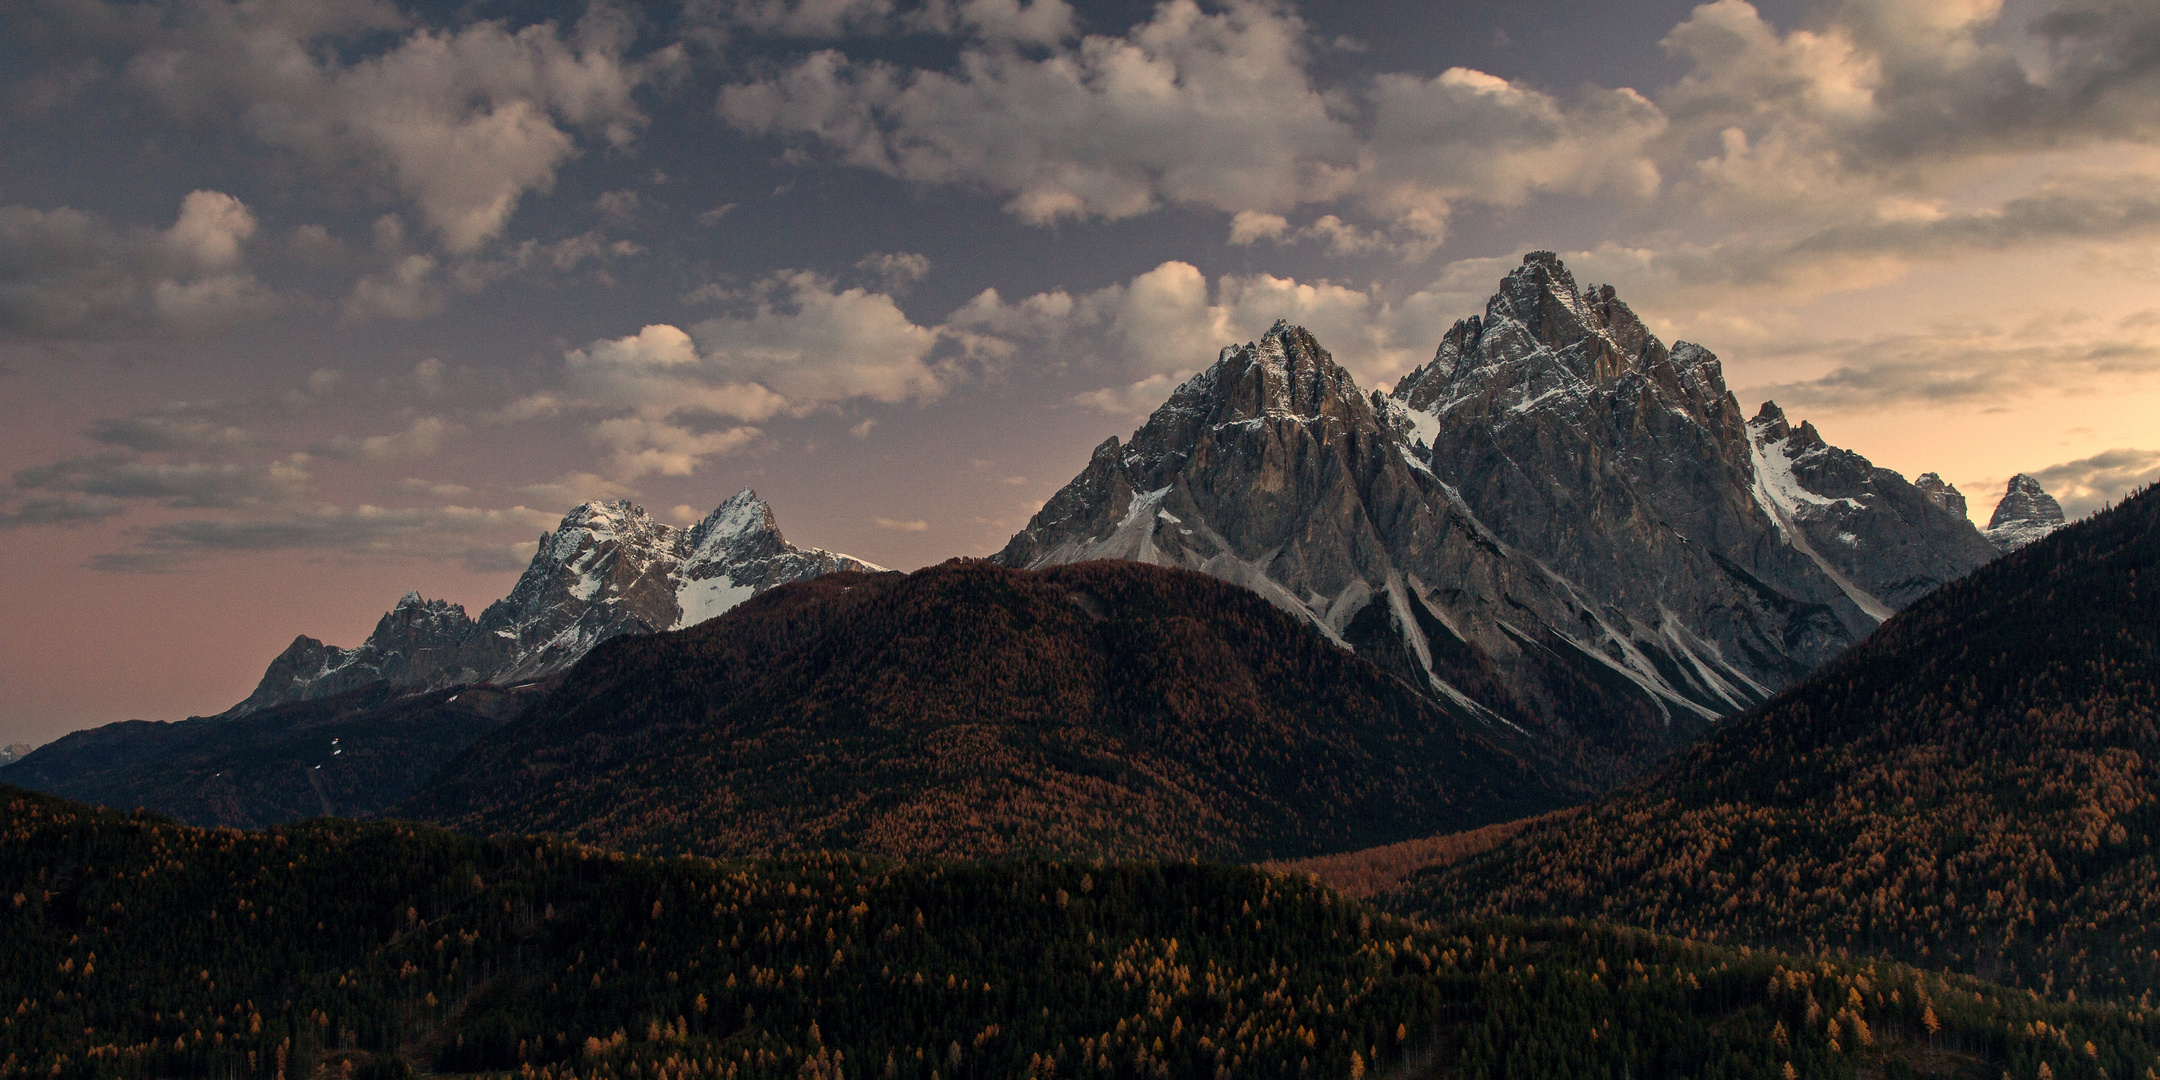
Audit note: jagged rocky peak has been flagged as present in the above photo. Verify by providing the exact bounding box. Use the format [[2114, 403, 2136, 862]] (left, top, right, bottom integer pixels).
[[1173, 320, 1369, 426], [686, 488, 786, 564], [1007, 250, 2009, 788], [1986, 474, 2067, 552], [1745, 399, 2000, 613], [226, 489, 875, 715], [1750, 400, 1792, 440], [1746, 401, 1830, 452], [532, 500, 676, 570], [1395, 252, 1684, 419], [1915, 473, 1968, 520]]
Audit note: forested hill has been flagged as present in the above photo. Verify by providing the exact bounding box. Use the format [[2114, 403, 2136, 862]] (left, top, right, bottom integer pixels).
[[1, 682, 532, 828], [404, 559, 1573, 861], [1396, 484, 2160, 1000], [13, 782, 2160, 1080]]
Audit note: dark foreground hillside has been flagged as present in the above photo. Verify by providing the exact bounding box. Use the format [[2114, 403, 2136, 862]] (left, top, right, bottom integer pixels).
[[1397, 485, 2160, 1000], [9, 784, 2160, 1080], [406, 559, 1570, 861], [2, 684, 533, 828]]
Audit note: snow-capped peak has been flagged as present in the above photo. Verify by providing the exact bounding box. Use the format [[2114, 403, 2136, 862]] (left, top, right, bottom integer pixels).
[[226, 489, 877, 714], [1985, 474, 2067, 552], [689, 489, 779, 549]]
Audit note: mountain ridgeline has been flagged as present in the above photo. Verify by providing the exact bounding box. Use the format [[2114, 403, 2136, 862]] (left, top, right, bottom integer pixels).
[[0, 683, 536, 828], [999, 252, 2000, 779], [403, 559, 1570, 861], [0, 491, 877, 829], [1391, 481, 2160, 1000], [231, 490, 878, 715]]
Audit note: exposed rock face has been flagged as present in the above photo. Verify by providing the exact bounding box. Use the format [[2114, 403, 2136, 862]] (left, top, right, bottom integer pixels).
[[228, 491, 877, 715], [1000, 253, 2001, 778], [1915, 473, 1968, 520], [1986, 473, 2067, 551], [1746, 404, 2002, 611]]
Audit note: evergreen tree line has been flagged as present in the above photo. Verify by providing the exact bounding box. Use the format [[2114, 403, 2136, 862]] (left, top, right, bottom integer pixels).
[[9, 785, 2160, 1080]]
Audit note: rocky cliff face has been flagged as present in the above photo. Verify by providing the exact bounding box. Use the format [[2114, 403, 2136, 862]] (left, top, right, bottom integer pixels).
[[228, 490, 877, 714], [1000, 253, 2001, 778], [1745, 404, 2002, 612], [1915, 473, 1968, 520], [1986, 473, 2067, 551]]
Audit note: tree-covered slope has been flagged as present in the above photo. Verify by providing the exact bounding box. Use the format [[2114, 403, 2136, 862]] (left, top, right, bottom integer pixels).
[[405, 559, 1573, 862], [10, 783, 2160, 1080], [1397, 485, 2160, 1000], [2, 683, 530, 827]]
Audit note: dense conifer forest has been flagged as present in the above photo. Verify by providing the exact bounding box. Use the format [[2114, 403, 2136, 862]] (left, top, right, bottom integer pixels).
[[1396, 485, 2160, 1001], [404, 560, 1571, 862], [16, 782, 2160, 1080], [5, 685, 529, 828]]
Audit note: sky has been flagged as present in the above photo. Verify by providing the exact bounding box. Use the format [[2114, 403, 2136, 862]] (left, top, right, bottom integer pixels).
[[3, 0, 2159, 745]]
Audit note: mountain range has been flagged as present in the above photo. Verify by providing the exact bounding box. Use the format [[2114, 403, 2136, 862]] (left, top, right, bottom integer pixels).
[[0, 490, 874, 827], [2, 252, 2090, 851], [1000, 252, 2001, 778], [229, 490, 877, 714]]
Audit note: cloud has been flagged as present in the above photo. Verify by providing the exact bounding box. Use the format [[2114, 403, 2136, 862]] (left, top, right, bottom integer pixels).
[[594, 189, 642, 224], [14, 454, 312, 509], [588, 416, 763, 479], [715, 0, 1675, 241], [685, 272, 948, 406], [517, 471, 638, 507], [691, 0, 899, 38], [525, 275, 950, 480], [87, 403, 257, 453], [1069, 373, 1186, 416], [311, 416, 457, 462], [0, 495, 127, 529], [397, 477, 472, 498], [26, 0, 670, 254], [873, 516, 929, 531], [719, 0, 1358, 224], [408, 357, 449, 399], [89, 502, 561, 573], [855, 251, 931, 292], [709, 0, 2160, 292], [1227, 211, 1291, 245], [341, 255, 445, 324], [0, 191, 277, 338], [1733, 307, 2160, 410], [689, 0, 1075, 46], [1359, 69, 1664, 239], [2026, 447, 2160, 520], [950, 258, 1455, 414]]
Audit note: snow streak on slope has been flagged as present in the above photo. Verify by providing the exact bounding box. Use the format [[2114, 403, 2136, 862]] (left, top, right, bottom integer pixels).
[[1749, 437, 1898, 622]]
